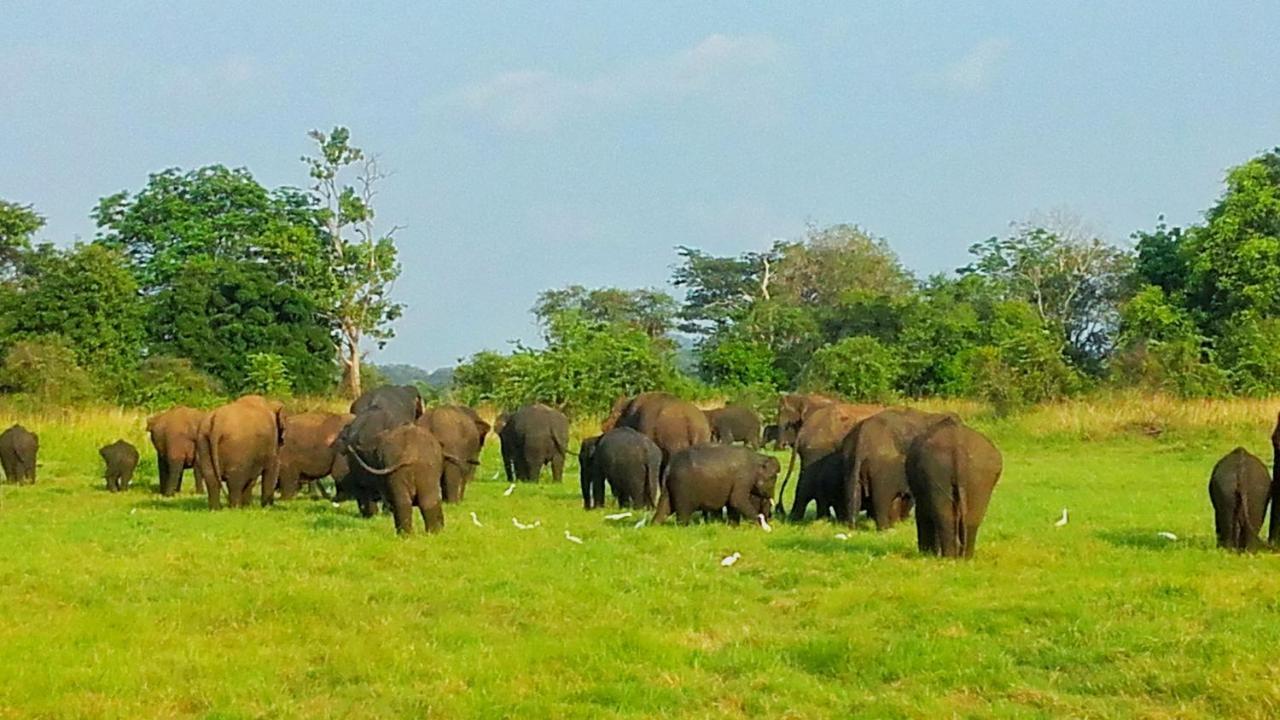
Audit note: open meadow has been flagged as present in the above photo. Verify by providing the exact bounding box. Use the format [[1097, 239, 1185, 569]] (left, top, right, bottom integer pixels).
[[3, 397, 1280, 718]]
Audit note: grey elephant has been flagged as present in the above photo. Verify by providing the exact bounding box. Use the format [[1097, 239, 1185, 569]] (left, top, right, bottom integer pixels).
[[99, 439, 140, 492], [705, 405, 762, 448], [779, 402, 882, 521], [499, 404, 569, 483], [578, 427, 662, 510], [840, 408, 955, 530], [195, 395, 287, 509], [418, 405, 490, 502], [652, 445, 780, 526], [147, 406, 207, 496], [602, 392, 712, 476], [1209, 447, 1270, 551], [347, 424, 446, 534], [906, 418, 1002, 558], [0, 424, 38, 484]]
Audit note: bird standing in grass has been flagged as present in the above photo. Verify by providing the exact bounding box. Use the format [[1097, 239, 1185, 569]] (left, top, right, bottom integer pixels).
[[1055, 508, 1069, 527], [720, 552, 741, 567]]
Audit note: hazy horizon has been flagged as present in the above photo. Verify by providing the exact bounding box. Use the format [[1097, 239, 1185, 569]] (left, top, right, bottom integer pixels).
[[4, 2, 1278, 369]]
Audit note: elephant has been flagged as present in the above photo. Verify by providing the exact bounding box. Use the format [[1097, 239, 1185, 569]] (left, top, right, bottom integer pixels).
[[499, 404, 569, 483], [346, 424, 446, 534], [334, 407, 413, 516], [195, 395, 287, 509], [147, 406, 207, 496], [1269, 413, 1280, 545], [775, 393, 836, 449], [578, 427, 662, 510], [602, 392, 712, 474], [705, 405, 762, 448], [418, 405, 490, 502], [349, 385, 424, 425], [762, 424, 782, 449], [277, 412, 354, 500], [779, 403, 882, 521], [99, 440, 139, 493], [905, 418, 1002, 558], [652, 445, 781, 526], [0, 424, 38, 484], [1209, 447, 1270, 551], [840, 408, 956, 530]]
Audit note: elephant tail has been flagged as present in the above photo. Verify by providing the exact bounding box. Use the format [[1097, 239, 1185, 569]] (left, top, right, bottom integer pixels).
[[443, 453, 480, 468], [645, 455, 660, 508], [1233, 481, 1252, 550], [776, 443, 799, 516], [953, 441, 967, 558]]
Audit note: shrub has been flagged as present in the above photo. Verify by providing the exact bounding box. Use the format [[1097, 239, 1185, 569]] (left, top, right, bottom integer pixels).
[[129, 355, 223, 409], [800, 336, 900, 402], [697, 337, 782, 389], [245, 353, 292, 397], [0, 336, 97, 404]]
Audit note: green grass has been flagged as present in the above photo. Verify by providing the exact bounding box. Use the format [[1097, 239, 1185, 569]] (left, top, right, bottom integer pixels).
[[4, 404, 1280, 718]]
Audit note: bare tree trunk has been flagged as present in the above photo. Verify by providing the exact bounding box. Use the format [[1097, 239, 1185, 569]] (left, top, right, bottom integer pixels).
[[341, 327, 362, 399]]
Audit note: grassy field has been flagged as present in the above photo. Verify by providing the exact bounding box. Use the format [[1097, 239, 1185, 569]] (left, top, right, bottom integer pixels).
[[3, 398, 1280, 718]]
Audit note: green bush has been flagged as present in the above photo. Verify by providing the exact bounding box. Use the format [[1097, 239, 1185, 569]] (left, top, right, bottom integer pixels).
[[697, 337, 782, 389], [1217, 313, 1280, 397], [245, 353, 292, 397], [128, 355, 224, 409], [0, 336, 98, 404], [800, 336, 900, 402]]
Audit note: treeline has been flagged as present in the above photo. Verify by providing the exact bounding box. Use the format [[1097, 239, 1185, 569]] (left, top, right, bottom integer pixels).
[[0, 128, 402, 407], [454, 147, 1280, 414]]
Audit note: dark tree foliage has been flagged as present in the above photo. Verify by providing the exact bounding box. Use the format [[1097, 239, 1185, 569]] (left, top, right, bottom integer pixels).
[[532, 285, 678, 341]]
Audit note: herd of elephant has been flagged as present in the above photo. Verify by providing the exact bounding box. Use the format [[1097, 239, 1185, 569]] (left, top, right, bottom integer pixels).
[[0, 388, 1003, 558], [1206, 415, 1280, 552]]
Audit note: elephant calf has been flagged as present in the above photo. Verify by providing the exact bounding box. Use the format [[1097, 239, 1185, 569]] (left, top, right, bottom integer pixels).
[[579, 427, 662, 510], [0, 424, 39, 485], [905, 419, 1001, 559], [348, 424, 446, 534], [99, 440, 140, 493], [652, 445, 780, 526], [1208, 447, 1270, 551]]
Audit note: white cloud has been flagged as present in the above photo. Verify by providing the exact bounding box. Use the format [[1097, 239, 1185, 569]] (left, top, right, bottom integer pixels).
[[940, 38, 1010, 93], [457, 33, 782, 131]]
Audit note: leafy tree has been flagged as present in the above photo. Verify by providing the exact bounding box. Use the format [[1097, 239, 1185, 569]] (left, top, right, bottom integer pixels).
[[672, 245, 778, 335], [303, 126, 404, 399], [964, 301, 1081, 411], [772, 224, 915, 307], [800, 336, 900, 402], [0, 336, 97, 404], [148, 257, 333, 393], [127, 356, 223, 409], [1131, 218, 1188, 297], [0, 200, 43, 280], [697, 336, 782, 389], [245, 353, 293, 397], [2, 243, 145, 391], [533, 285, 678, 341], [963, 215, 1132, 372]]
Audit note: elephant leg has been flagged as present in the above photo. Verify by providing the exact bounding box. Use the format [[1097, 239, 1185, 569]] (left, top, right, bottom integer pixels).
[[788, 471, 813, 522], [205, 475, 222, 510], [441, 465, 462, 503], [501, 445, 515, 483], [192, 462, 205, 494], [871, 487, 901, 531], [416, 479, 444, 533], [357, 487, 380, 517], [592, 471, 607, 510], [157, 456, 173, 496], [227, 479, 245, 508], [934, 498, 962, 558], [388, 480, 414, 534], [914, 499, 937, 554], [261, 455, 280, 507], [278, 466, 301, 501], [580, 469, 593, 509], [652, 488, 672, 525], [550, 451, 565, 484]]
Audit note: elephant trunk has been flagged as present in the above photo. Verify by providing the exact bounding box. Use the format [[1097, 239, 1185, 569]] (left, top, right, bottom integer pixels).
[[775, 444, 799, 517]]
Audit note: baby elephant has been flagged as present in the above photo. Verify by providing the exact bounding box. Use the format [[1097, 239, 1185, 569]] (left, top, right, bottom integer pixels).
[[0, 424, 39, 484], [652, 445, 781, 526], [348, 425, 446, 534], [1208, 447, 1271, 551], [579, 427, 662, 510], [99, 440, 140, 492]]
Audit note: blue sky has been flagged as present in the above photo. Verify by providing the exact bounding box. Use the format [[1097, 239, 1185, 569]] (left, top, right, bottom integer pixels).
[[3, 2, 1278, 370]]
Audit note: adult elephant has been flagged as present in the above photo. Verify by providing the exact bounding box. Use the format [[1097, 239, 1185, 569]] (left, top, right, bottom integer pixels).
[[346, 424, 447, 534], [652, 445, 780, 526], [1269, 413, 1280, 545], [0, 424, 38, 484], [603, 392, 712, 471], [147, 406, 207, 496], [705, 405, 762, 448], [418, 405, 490, 501], [906, 418, 1002, 558], [277, 411, 353, 500], [195, 395, 287, 509], [780, 403, 882, 521], [1210, 447, 1270, 551], [349, 384, 424, 424], [775, 393, 836, 449], [499, 404, 569, 483], [840, 408, 956, 530], [579, 427, 661, 510]]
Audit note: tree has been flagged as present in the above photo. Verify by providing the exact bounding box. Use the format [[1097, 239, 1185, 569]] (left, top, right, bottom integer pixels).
[[772, 224, 915, 307], [2, 243, 145, 392], [532, 285, 678, 341], [303, 126, 404, 399], [801, 336, 900, 402], [672, 245, 778, 335], [963, 213, 1132, 372], [0, 200, 44, 281]]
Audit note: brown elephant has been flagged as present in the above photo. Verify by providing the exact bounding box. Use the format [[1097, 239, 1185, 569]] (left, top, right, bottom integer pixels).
[[499, 404, 570, 483], [346, 424, 446, 534], [840, 408, 956, 530], [705, 405, 762, 448], [277, 412, 354, 500], [1269, 413, 1280, 545], [906, 418, 1002, 558], [775, 393, 836, 449], [418, 405, 490, 502], [652, 445, 781, 526], [0, 424, 38, 484], [147, 406, 207, 496], [603, 392, 712, 472], [779, 403, 882, 521], [99, 440, 140, 492], [1210, 447, 1270, 551], [196, 395, 286, 509]]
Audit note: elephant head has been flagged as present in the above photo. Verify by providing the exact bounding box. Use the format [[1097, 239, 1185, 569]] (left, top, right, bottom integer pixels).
[[751, 455, 781, 499]]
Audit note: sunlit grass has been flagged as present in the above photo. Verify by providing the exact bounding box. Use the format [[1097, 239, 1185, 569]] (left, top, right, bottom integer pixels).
[[2, 396, 1280, 717]]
